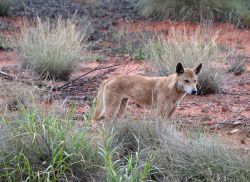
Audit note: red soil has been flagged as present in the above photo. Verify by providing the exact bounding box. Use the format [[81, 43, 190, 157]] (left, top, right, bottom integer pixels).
[[0, 51, 19, 69]]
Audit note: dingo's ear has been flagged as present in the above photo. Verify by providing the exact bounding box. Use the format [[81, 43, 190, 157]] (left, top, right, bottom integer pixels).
[[193, 63, 202, 75], [176, 62, 184, 75]]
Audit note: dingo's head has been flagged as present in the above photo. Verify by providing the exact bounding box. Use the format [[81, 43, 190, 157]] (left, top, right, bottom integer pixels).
[[176, 62, 202, 95]]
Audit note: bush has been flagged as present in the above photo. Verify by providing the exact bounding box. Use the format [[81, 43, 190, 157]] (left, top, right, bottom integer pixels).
[[15, 17, 88, 80], [112, 29, 151, 60], [144, 28, 223, 95], [137, 0, 250, 25], [0, 107, 103, 181], [0, 0, 10, 16], [228, 52, 246, 76], [105, 118, 250, 181], [0, 80, 36, 112], [0, 35, 9, 50]]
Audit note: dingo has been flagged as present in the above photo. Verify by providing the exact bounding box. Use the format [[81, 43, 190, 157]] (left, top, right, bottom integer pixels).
[[92, 62, 202, 123]]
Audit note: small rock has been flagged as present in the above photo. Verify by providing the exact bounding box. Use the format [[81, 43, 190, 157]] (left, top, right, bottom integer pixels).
[[221, 104, 231, 112], [240, 137, 246, 144], [232, 121, 242, 125], [178, 107, 185, 110], [236, 116, 244, 120], [229, 129, 240, 134]]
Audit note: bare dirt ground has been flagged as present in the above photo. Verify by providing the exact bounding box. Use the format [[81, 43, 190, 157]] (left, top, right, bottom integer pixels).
[[0, 1, 249, 150]]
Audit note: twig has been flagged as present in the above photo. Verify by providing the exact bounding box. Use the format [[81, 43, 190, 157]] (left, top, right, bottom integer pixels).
[[0, 71, 14, 79], [57, 56, 129, 90]]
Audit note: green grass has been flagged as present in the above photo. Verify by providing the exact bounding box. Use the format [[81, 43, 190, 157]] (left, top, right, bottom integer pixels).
[[99, 129, 154, 181], [137, 0, 250, 26], [105, 119, 250, 181], [1, 104, 249, 181], [144, 28, 224, 95], [14, 17, 89, 80], [0, 106, 102, 181]]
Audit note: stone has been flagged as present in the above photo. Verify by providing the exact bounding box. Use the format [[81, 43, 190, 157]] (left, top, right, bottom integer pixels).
[[229, 129, 240, 134], [232, 121, 242, 125], [221, 104, 231, 112]]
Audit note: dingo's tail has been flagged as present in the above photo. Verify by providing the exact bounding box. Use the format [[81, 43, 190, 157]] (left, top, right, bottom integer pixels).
[[91, 78, 111, 123]]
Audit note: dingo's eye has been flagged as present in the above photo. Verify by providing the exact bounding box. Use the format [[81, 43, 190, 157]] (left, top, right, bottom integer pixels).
[[194, 80, 197, 83], [184, 80, 189, 83]]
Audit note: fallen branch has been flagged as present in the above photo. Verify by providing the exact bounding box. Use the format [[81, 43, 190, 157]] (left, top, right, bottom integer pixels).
[[0, 71, 14, 79], [57, 56, 128, 90], [49, 56, 130, 101]]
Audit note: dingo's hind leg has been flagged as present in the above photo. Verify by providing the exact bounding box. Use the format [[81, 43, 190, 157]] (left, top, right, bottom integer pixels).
[[92, 99, 104, 124], [117, 98, 128, 118], [92, 83, 106, 124], [103, 91, 123, 120]]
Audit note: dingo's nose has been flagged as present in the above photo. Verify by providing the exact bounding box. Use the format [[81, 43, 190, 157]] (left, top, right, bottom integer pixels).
[[191, 90, 197, 95]]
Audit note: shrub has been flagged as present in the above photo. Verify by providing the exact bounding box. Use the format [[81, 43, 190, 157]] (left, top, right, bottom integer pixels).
[[137, 0, 250, 26], [228, 52, 246, 76], [105, 118, 250, 181], [112, 29, 151, 60], [144, 28, 223, 95], [15, 17, 88, 80], [0, 0, 10, 16], [229, 62, 246, 76], [0, 106, 103, 181], [0, 35, 9, 50], [0, 80, 36, 112]]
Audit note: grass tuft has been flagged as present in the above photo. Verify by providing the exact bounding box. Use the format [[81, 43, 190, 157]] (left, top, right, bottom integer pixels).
[[0, 81, 36, 112], [112, 29, 151, 60], [137, 0, 250, 26], [105, 118, 250, 181], [228, 53, 246, 76], [0, 106, 103, 181], [14, 17, 89, 80], [1, 109, 249, 181], [144, 28, 223, 95]]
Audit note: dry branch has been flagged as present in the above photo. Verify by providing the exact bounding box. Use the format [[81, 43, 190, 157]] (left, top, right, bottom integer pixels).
[[52, 56, 129, 101], [0, 71, 14, 80]]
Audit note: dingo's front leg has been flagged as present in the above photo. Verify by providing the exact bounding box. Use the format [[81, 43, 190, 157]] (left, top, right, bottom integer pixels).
[[168, 102, 179, 118], [157, 101, 173, 119]]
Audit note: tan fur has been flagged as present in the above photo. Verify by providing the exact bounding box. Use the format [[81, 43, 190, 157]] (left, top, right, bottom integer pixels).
[[92, 63, 202, 123]]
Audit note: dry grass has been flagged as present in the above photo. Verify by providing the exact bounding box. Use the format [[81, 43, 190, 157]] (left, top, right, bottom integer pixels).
[[227, 50, 246, 76], [112, 28, 151, 60], [137, 0, 250, 26], [0, 80, 36, 112], [14, 17, 89, 80], [144, 28, 224, 95]]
